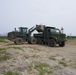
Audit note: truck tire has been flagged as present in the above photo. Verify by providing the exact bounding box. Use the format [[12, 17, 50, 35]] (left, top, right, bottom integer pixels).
[[14, 38, 23, 45], [30, 37, 37, 44], [48, 39, 56, 47], [59, 42, 65, 47]]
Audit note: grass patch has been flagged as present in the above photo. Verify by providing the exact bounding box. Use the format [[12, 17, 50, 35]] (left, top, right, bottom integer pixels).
[[0, 54, 9, 61], [8, 46, 23, 50], [0, 48, 6, 51], [49, 54, 60, 61], [0, 38, 8, 43], [0, 46, 22, 61], [32, 54, 40, 58], [24, 55, 29, 59], [4, 71, 20, 75], [49, 56, 56, 61], [59, 61, 67, 67], [28, 62, 53, 75], [53, 65, 62, 70], [0, 46, 23, 51], [67, 36, 76, 40], [34, 63, 53, 75], [0, 51, 10, 61]]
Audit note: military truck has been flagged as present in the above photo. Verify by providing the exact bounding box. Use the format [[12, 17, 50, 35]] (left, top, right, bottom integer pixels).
[[8, 25, 66, 47]]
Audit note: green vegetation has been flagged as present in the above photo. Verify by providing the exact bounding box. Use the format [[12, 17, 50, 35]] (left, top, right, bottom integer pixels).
[[0, 46, 23, 61], [0, 54, 10, 61], [49, 56, 56, 60], [59, 61, 67, 67], [24, 55, 29, 59], [0, 48, 6, 51], [0, 38, 8, 43], [53, 65, 62, 70], [4, 71, 20, 75], [8, 46, 23, 50], [34, 63, 53, 75], [0, 46, 23, 51], [32, 54, 40, 58], [0, 51, 10, 61], [28, 62, 53, 75], [67, 36, 76, 40]]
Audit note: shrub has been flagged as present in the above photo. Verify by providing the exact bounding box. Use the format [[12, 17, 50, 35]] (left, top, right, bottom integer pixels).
[[4, 71, 20, 75]]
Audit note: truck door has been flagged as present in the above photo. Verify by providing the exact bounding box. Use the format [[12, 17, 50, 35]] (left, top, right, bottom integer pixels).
[[43, 27, 60, 42], [43, 28, 51, 40], [50, 28, 60, 41]]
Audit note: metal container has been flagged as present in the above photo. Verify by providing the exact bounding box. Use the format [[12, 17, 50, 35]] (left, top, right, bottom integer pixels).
[[36, 25, 45, 32]]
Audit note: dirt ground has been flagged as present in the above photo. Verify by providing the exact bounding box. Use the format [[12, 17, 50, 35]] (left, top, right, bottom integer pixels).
[[0, 40, 76, 75]]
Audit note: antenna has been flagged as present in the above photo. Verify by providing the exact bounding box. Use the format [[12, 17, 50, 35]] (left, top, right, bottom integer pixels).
[[61, 27, 64, 33]]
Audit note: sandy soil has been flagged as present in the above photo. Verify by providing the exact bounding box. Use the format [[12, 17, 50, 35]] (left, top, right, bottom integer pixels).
[[0, 40, 76, 75]]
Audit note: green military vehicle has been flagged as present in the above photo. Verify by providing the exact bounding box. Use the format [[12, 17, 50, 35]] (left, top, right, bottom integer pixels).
[[8, 25, 66, 47]]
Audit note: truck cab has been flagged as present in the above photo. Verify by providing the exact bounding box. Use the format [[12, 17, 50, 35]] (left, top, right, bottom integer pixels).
[[19, 27, 28, 34]]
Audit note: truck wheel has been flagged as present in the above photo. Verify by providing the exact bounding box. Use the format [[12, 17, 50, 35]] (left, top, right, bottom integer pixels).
[[15, 38, 23, 45], [48, 39, 56, 47], [59, 42, 65, 47], [30, 37, 37, 44]]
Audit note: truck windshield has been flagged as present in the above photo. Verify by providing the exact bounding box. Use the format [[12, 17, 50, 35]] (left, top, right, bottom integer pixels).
[[51, 29, 56, 33], [19, 28, 27, 33], [51, 28, 61, 33], [22, 29, 27, 33], [56, 29, 61, 33]]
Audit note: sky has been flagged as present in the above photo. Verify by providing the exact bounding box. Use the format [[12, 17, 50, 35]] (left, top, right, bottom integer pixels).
[[0, 0, 76, 36]]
